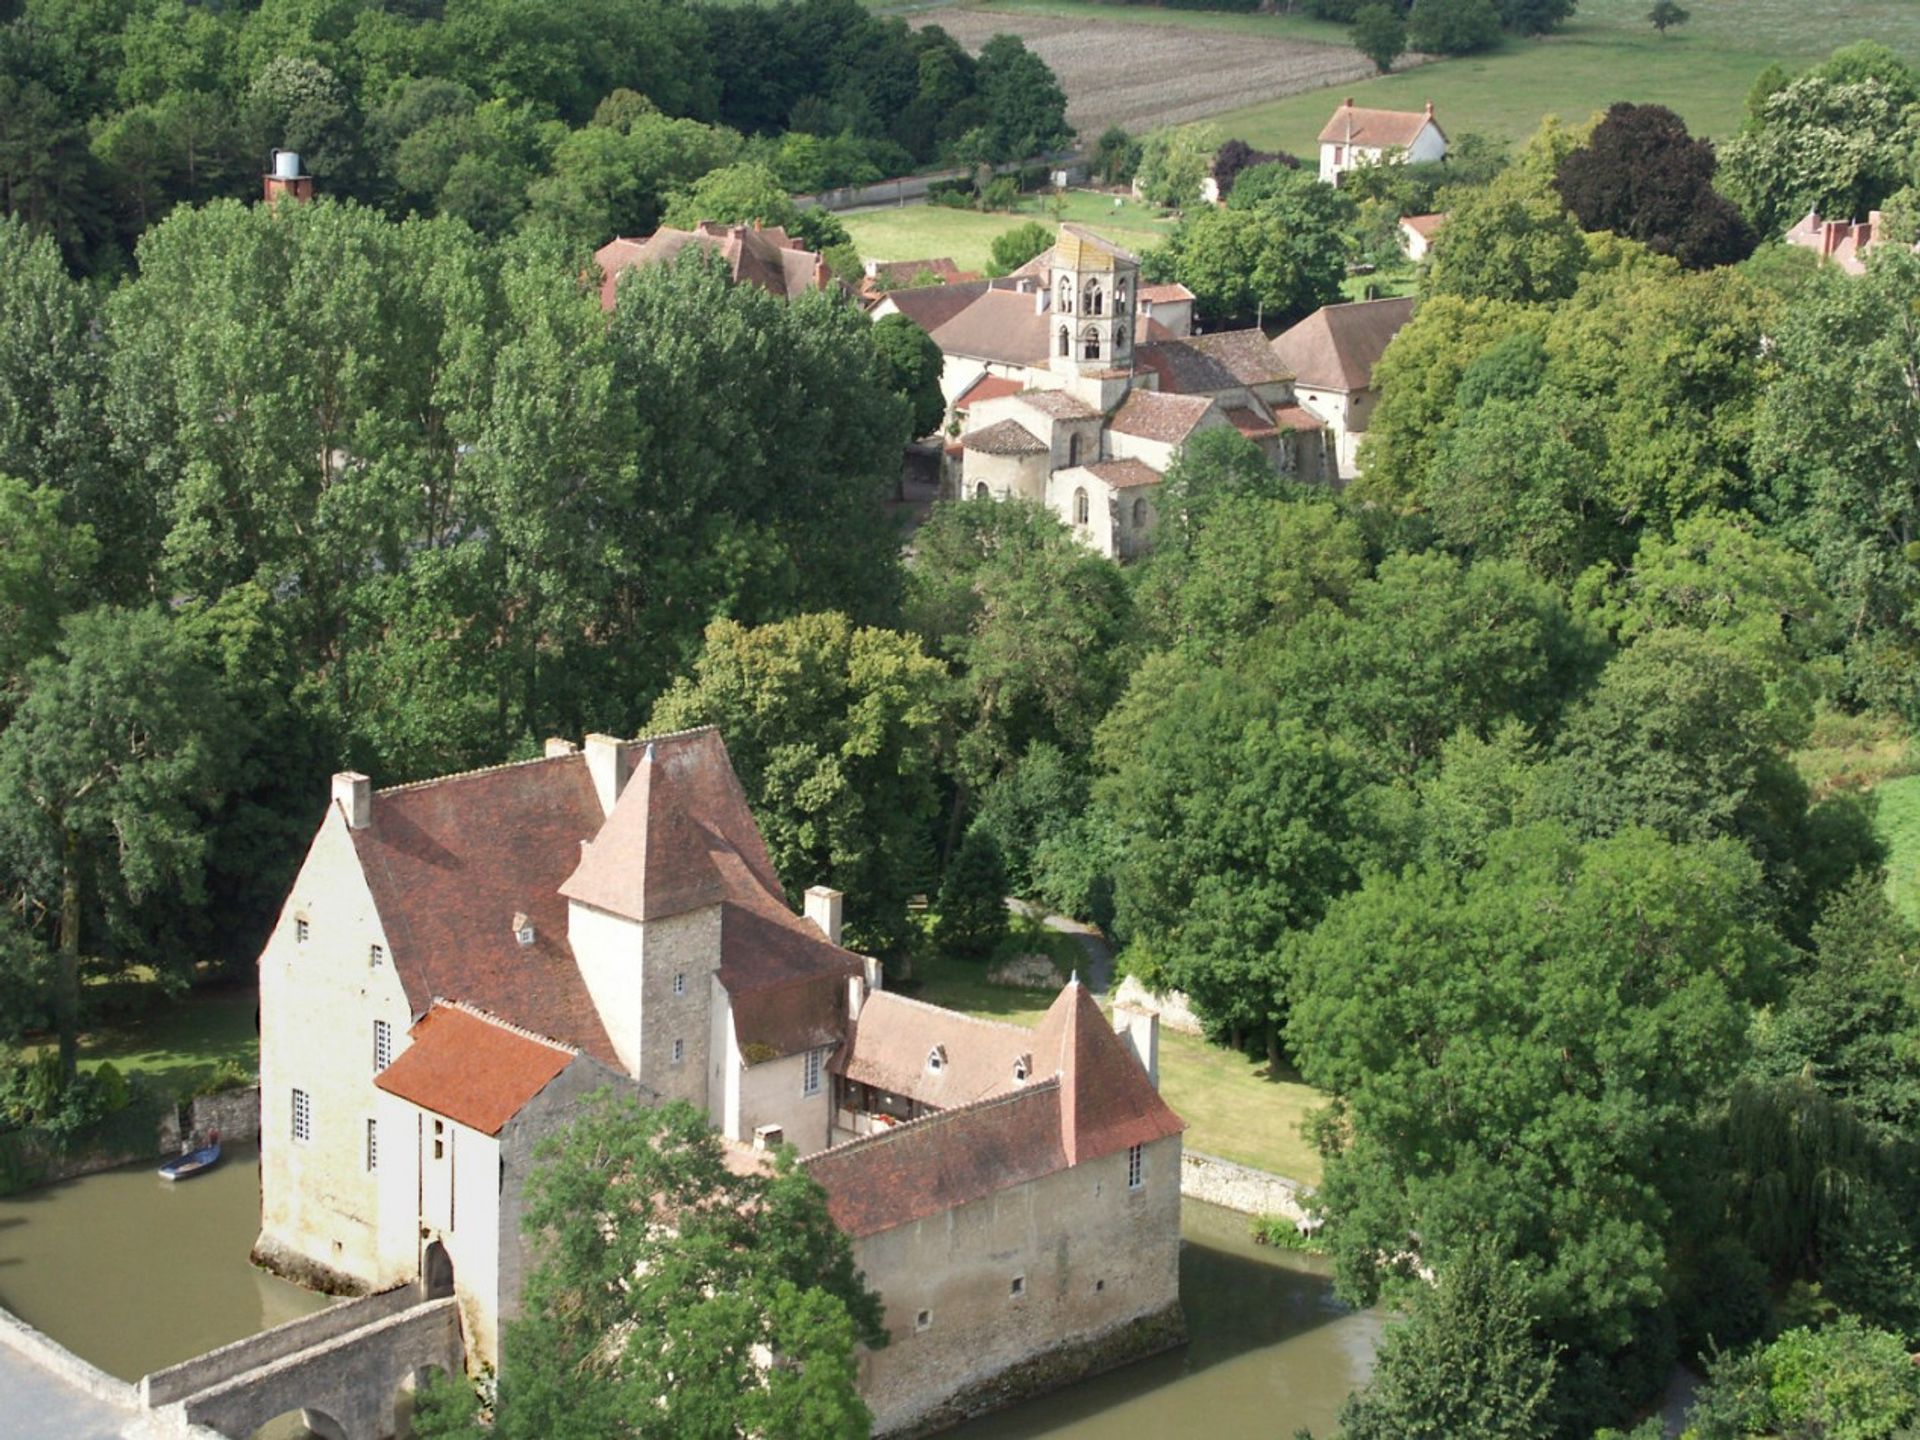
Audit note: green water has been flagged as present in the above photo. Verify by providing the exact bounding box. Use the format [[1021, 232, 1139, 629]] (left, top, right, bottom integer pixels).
[[0, 1152, 1376, 1439]]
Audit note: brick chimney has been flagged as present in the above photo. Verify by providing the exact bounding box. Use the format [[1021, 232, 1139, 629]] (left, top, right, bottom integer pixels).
[[1425, 99, 1435, 118], [263, 149, 315, 205], [332, 771, 370, 830]]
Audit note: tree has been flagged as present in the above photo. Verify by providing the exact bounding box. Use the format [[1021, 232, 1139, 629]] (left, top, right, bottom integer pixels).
[[988, 218, 1053, 276], [869, 314, 947, 440], [1144, 168, 1353, 324], [648, 613, 948, 958], [1289, 825, 1783, 1367], [0, 607, 232, 1075], [1685, 1318, 1920, 1440], [1425, 160, 1588, 303], [1132, 123, 1220, 210], [1718, 72, 1920, 234], [1210, 138, 1289, 199], [934, 826, 1010, 958], [1405, 0, 1502, 55], [0, 476, 98, 696], [1495, 0, 1575, 36], [974, 34, 1070, 162], [485, 1094, 885, 1440], [1090, 126, 1140, 185], [1554, 103, 1754, 268], [1335, 1241, 1561, 1440], [1647, 0, 1688, 33], [1153, 427, 1291, 553], [1350, 4, 1408, 73]]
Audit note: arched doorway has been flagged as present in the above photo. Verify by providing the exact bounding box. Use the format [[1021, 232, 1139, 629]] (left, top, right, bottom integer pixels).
[[423, 1239, 454, 1300]]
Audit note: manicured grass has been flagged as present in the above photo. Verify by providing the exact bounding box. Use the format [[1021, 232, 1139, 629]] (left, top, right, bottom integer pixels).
[[1874, 774, 1920, 928], [908, 954, 1326, 1185], [841, 188, 1178, 271], [962, 0, 1354, 44], [25, 988, 258, 1102], [1200, 0, 1917, 155]]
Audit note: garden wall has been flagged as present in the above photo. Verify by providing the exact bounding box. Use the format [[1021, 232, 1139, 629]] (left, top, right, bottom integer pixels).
[[1180, 1148, 1315, 1224]]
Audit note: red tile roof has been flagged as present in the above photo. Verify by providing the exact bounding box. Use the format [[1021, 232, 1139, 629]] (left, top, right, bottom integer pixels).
[[1138, 283, 1195, 304], [930, 289, 1051, 367], [1085, 459, 1163, 490], [1270, 296, 1415, 393], [1225, 406, 1277, 438], [814, 982, 1184, 1235], [1399, 212, 1446, 239], [1318, 99, 1443, 148], [593, 223, 828, 310], [955, 374, 1024, 411], [1109, 390, 1215, 444], [962, 417, 1049, 456], [375, 1002, 576, 1135], [1272, 404, 1324, 432]]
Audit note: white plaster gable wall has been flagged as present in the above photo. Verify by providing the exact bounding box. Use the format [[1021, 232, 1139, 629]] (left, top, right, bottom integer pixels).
[[568, 900, 645, 1075], [258, 801, 415, 1293], [1320, 119, 1447, 183], [735, 1048, 833, 1157]]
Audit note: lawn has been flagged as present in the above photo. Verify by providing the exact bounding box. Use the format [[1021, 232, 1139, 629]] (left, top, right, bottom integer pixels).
[[25, 987, 258, 1103], [841, 188, 1178, 271], [906, 953, 1325, 1185], [1178, 0, 1919, 155], [947, 0, 1349, 43], [1875, 774, 1920, 927]]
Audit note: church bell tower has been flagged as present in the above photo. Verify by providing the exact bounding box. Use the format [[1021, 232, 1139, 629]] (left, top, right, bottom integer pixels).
[[1047, 225, 1139, 379]]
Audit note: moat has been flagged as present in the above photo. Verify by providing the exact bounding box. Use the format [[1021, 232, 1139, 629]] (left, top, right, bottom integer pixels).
[[0, 1151, 1379, 1438]]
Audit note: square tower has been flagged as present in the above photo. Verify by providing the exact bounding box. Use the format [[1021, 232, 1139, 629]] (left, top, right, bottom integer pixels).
[[1047, 225, 1140, 378]]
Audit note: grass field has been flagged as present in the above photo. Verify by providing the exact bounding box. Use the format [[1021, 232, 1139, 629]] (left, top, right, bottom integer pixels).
[[1874, 774, 1920, 927], [841, 187, 1178, 269], [25, 988, 258, 1102], [1201, 0, 1918, 155], [908, 954, 1326, 1185]]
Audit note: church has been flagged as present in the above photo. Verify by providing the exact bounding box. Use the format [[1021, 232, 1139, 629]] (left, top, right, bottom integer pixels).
[[873, 224, 1333, 559], [253, 729, 1185, 1436]]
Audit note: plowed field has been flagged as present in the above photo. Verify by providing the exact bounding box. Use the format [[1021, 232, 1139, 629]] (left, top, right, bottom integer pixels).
[[914, 7, 1379, 139]]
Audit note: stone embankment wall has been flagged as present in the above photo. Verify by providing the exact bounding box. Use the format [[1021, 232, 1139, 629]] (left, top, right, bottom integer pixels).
[[181, 1085, 261, 1146], [4, 1084, 259, 1195], [1110, 975, 1205, 1036], [1180, 1149, 1316, 1225]]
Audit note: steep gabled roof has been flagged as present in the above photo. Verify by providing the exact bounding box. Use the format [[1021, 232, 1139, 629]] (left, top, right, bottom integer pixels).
[[1084, 459, 1163, 490], [1187, 328, 1294, 386], [374, 1002, 577, 1135], [1318, 99, 1443, 149], [1270, 296, 1416, 393], [929, 289, 1051, 367], [1016, 388, 1101, 421], [1030, 981, 1184, 1165], [963, 417, 1049, 456], [955, 374, 1024, 411], [1109, 389, 1215, 444], [839, 990, 1041, 1106], [561, 745, 727, 923], [593, 223, 828, 310], [1053, 223, 1140, 270]]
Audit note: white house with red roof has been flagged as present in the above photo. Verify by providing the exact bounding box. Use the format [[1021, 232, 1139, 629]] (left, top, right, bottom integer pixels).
[[254, 727, 1184, 1432], [1318, 98, 1447, 184]]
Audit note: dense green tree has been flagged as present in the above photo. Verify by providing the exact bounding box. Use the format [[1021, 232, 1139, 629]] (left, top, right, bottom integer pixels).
[[1719, 71, 1920, 234], [1647, 0, 1687, 32], [967, 742, 1088, 900], [934, 825, 1010, 958], [869, 313, 947, 440], [987, 218, 1052, 276], [1554, 103, 1754, 269], [973, 33, 1070, 162], [1334, 1241, 1561, 1440], [526, 113, 740, 246], [1153, 428, 1291, 554], [1350, 4, 1407, 73], [1425, 160, 1588, 303], [1090, 125, 1140, 185], [0, 476, 98, 696], [1131, 123, 1219, 210], [1405, 0, 1502, 54], [481, 1094, 884, 1440], [1494, 0, 1575, 35], [1144, 167, 1353, 323], [649, 613, 947, 957], [0, 607, 232, 1074], [1290, 825, 1784, 1364], [1685, 1317, 1920, 1440]]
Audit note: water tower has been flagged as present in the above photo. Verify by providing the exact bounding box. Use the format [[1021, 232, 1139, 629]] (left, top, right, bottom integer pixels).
[[263, 149, 315, 205]]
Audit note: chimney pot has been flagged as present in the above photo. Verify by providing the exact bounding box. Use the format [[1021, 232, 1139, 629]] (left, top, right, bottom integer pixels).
[[1425, 99, 1434, 117], [805, 885, 844, 946], [332, 772, 371, 830]]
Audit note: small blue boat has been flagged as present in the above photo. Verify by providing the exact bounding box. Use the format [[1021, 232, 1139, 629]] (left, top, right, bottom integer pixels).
[[159, 1129, 220, 1181]]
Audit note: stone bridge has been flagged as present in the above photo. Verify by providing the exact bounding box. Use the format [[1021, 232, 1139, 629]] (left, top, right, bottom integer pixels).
[[140, 1286, 463, 1440]]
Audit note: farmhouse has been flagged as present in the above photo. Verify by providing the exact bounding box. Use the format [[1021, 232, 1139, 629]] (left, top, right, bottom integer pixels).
[[876, 224, 1332, 557], [1318, 98, 1447, 184], [1398, 212, 1446, 260], [1270, 295, 1415, 481], [592, 220, 833, 309], [254, 729, 1184, 1436]]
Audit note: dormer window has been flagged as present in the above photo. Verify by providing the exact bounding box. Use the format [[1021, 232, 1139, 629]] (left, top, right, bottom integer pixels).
[[926, 1046, 946, 1074], [512, 911, 534, 946], [1013, 1055, 1031, 1085]]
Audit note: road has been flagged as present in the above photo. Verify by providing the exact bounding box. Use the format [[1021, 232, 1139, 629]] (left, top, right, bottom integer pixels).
[[0, 1341, 145, 1440]]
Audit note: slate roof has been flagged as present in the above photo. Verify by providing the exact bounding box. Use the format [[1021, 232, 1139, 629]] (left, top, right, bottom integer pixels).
[[1085, 459, 1164, 490], [375, 1002, 576, 1135], [811, 982, 1185, 1236], [1109, 390, 1215, 444], [1270, 296, 1416, 393], [348, 727, 859, 1066], [593, 223, 828, 310], [1318, 99, 1442, 148], [962, 418, 1049, 456]]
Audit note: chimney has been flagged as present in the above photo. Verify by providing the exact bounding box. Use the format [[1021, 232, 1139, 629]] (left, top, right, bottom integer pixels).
[[1112, 1004, 1160, 1090], [332, 772, 370, 830], [1034, 287, 1046, 315], [263, 149, 315, 205], [545, 737, 579, 758], [804, 885, 844, 945], [584, 734, 629, 816], [1344, 96, 1354, 108], [1424, 99, 1434, 118], [753, 1123, 784, 1152]]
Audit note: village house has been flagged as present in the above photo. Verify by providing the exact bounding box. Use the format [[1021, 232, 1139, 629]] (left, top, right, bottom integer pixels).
[[874, 224, 1331, 558], [592, 221, 833, 309], [254, 729, 1184, 1436], [1318, 98, 1448, 185], [1782, 208, 1913, 275], [1269, 295, 1415, 481], [1397, 212, 1446, 260]]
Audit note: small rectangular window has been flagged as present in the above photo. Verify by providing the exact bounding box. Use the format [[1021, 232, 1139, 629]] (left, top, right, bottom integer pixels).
[[915, 1309, 933, 1333], [673, 972, 685, 997], [369, 942, 384, 967], [295, 917, 310, 944], [374, 1019, 392, 1072], [433, 1118, 445, 1160], [802, 1047, 823, 1098], [1127, 1142, 1144, 1191], [671, 1037, 685, 1066], [366, 1118, 378, 1171], [1010, 1275, 1025, 1298], [292, 1088, 311, 1143]]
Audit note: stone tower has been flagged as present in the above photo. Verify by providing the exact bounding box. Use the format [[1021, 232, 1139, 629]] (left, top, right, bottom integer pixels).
[[1047, 224, 1140, 379]]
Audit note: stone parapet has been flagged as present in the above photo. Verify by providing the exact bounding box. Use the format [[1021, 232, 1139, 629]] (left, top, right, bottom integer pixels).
[[1180, 1148, 1315, 1223], [1109, 975, 1204, 1036]]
